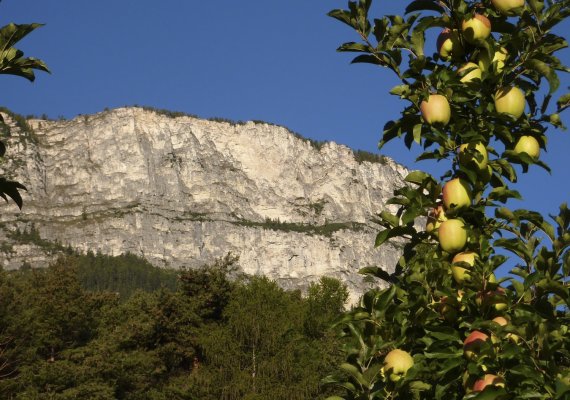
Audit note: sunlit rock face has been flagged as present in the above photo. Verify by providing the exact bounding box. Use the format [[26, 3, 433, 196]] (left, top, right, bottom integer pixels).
[[0, 107, 408, 303]]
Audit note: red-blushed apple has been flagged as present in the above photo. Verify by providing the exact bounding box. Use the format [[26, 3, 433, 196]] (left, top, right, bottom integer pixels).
[[495, 86, 526, 118], [421, 94, 451, 125], [478, 47, 508, 74], [451, 251, 478, 284], [426, 205, 448, 236], [437, 28, 464, 60], [464, 330, 490, 360], [383, 349, 414, 382], [442, 178, 472, 212], [458, 62, 482, 83], [438, 219, 467, 253], [491, 0, 525, 15], [462, 14, 492, 44], [459, 142, 488, 171], [472, 374, 506, 392], [514, 135, 540, 160]]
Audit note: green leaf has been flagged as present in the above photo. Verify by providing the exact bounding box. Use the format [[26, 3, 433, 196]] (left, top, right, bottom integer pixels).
[[390, 84, 410, 96], [525, 58, 560, 94], [413, 123, 422, 144], [0, 23, 50, 81], [555, 376, 570, 399], [337, 42, 371, 53], [423, 349, 463, 359], [359, 266, 394, 283], [373, 17, 389, 43], [404, 170, 430, 185], [379, 210, 400, 228], [409, 380, 432, 393], [410, 27, 425, 57], [376, 285, 397, 311], [557, 93, 570, 111], [0, 23, 43, 53], [495, 207, 520, 225], [542, 2, 570, 31], [341, 361, 368, 386], [488, 187, 522, 203], [328, 9, 357, 29], [405, 0, 445, 14], [375, 225, 416, 247]]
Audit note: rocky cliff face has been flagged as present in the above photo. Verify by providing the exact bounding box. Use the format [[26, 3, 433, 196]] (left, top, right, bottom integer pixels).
[[0, 107, 408, 302]]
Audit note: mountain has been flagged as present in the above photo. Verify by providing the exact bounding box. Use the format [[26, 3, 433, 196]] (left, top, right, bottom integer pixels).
[[0, 107, 408, 302]]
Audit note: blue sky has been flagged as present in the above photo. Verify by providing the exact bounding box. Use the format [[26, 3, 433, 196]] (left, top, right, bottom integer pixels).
[[1, 0, 569, 218]]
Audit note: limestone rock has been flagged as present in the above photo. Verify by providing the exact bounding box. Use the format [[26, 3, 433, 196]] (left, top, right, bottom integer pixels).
[[0, 108, 409, 303]]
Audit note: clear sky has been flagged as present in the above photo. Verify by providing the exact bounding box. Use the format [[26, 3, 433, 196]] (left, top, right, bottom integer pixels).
[[1, 0, 569, 218]]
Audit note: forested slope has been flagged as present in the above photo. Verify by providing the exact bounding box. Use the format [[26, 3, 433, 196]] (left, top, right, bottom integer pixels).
[[0, 254, 347, 399]]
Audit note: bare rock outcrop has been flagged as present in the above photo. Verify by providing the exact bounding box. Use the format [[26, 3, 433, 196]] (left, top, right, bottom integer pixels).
[[0, 108, 408, 302]]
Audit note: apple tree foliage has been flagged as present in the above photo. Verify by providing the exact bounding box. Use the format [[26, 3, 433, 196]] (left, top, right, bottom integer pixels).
[[0, 22, 49, 208], [324, 0, 570, 399]]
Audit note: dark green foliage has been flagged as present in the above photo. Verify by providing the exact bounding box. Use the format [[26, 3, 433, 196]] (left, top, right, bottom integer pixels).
[[0, 107, 34, 138], [8, 224, 71, 254], [234, 217, 367, 237], [136, 105, 200, 120], [353, 149, 390, 165], [75, 251, 178, 300], [0, 256, 347, 399]]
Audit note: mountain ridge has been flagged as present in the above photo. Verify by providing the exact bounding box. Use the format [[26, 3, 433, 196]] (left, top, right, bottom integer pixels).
[[0, 106, 408, 302]]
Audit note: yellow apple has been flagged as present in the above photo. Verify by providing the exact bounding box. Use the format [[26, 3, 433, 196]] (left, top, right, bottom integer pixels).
[[437, 28, 464, 60], [495, 86, 526, 118], [462, 14, 492, 44], [421, 94, 451, 126], [459, 142, 488, 171], [491, 0, 525, 15], [442, 178, 472, 212], [383, 349, 414, 382], [478, 47, 508, 74], [514, 135, 540, 160], [451, 251, 478, 284], [491, 316, 508, 326], [438, 219, 467, 253], [458, 62, 482, 83]]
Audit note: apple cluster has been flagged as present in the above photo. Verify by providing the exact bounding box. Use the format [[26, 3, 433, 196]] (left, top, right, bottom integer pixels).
[[424, 0, 541, 162], [419, 0, 532, 393], [329, 0, 568, 396]]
